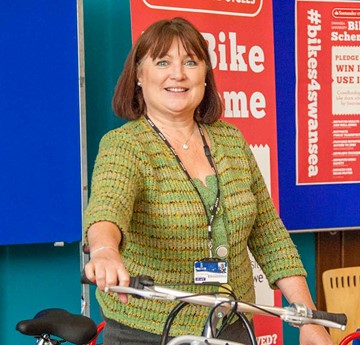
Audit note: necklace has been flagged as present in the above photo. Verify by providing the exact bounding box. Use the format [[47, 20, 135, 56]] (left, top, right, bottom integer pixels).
[[162, 123, 196, 150], [145, 114, 221, 259]]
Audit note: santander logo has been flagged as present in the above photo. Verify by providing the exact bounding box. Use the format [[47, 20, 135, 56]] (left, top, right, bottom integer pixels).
[[142, 0, 263, 17]]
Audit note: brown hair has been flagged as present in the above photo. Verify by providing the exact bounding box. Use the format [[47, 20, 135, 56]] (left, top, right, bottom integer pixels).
[[112, 17, 223, 124]]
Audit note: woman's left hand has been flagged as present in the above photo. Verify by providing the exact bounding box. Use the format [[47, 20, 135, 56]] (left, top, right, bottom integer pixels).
[[276, 276, 336, 345], [299, 324, 335, 345]]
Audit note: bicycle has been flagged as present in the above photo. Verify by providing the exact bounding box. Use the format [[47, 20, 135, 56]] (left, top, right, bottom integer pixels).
[[16, 274, 347, 345]]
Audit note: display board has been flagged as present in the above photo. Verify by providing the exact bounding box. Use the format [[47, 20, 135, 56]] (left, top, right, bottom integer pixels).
[[0, 1, 84, 245], [273, 0, 360, 231]]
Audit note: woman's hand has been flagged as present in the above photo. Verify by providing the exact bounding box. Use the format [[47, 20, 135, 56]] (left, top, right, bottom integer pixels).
[[276, 276, 335, 345], [299, 324, 335, 345], [84, 221, 130, 303], [84, 247, 130, 304]]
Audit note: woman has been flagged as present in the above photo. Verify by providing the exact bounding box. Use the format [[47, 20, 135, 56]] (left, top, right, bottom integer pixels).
[[84, 17, 334, 345]]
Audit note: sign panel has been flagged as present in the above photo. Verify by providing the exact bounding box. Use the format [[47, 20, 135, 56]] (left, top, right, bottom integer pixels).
[[141, 0, 263, 16], [296, 0, 360, 185], [274, 0, 360, 231]]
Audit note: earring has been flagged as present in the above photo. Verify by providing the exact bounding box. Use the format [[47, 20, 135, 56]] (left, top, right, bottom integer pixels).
[[204, 82, 207, 86], [137, 81, 142, 87]]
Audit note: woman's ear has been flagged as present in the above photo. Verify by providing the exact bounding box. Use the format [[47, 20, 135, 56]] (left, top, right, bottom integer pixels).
[[136, 66, 143, 84]]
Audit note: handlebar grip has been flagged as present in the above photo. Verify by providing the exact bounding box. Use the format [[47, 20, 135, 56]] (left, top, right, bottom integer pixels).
[[312, 310, 347, 326]]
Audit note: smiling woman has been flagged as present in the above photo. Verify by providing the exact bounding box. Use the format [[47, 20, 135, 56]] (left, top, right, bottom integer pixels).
[[82, 17, 334, 345]]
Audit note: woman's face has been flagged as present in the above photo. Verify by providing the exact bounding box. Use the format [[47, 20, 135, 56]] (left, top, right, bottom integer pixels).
[[137, 39, 207, 120]]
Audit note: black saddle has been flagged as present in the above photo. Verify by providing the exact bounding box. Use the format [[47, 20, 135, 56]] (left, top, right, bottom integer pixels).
[[16, 308, 98, 345]]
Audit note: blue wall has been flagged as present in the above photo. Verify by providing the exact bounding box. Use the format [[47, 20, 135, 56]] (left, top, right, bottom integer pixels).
[[1, 1, 315, 344]]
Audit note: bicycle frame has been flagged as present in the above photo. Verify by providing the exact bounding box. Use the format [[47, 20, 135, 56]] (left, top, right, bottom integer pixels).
[[88, 321, 105, 345], [339, 331, 360, 345], [167, 335, 245, 345]]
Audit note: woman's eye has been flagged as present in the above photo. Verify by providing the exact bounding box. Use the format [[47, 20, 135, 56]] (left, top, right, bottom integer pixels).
[[156, 60, 168, 67], [185, 60, 197, 67]]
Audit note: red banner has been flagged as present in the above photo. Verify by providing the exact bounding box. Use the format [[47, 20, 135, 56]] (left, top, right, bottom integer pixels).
[[130, 1, 282, 343], [296, 0, 360, 185], [130, 0, 280, 202]]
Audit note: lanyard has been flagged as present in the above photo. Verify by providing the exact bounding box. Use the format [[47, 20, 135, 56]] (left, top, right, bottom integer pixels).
[[144, 115, 221, 258]]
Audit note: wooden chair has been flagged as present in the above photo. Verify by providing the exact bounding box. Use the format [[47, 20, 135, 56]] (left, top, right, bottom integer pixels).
[[322, 266, 360, 344]]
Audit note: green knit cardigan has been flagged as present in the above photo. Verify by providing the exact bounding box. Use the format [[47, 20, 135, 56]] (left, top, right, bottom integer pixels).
[[83, 117, 306, 336]]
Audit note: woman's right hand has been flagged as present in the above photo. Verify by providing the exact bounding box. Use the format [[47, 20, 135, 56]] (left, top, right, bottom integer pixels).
[[84, 221, 130, 303], [84, 247, 131, 304]]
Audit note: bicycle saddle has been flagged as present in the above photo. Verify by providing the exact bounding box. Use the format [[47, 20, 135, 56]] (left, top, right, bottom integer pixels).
[[16, 308, 98, 345]]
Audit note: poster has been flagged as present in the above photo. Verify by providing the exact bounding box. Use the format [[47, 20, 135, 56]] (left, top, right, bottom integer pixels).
[[296, 0, 360, 185], [130, 1, 282, 343]]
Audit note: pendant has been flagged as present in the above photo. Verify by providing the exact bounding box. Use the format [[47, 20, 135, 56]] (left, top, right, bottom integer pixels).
[[182, 143, 189, 150], [216, 245, 228, 258]]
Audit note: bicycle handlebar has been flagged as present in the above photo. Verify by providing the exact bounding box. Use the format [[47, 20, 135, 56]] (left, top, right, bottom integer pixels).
[[81, 273, 347, 331]]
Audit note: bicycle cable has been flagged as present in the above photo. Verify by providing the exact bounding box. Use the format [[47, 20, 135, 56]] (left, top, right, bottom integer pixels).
[[161, 301, 189, 345]]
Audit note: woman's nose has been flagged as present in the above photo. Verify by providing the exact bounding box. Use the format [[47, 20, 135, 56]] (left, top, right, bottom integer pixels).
[[170, 63, 186, 80]]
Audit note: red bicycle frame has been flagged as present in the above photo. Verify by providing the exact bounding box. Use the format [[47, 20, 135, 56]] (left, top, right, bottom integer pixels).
[[339, 331, 360, 345], [88, 321, 105, 345]]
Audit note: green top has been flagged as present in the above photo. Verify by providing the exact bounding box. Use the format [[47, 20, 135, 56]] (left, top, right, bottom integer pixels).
[[83, 117, 306, 336], [192, 175, 229, 259]]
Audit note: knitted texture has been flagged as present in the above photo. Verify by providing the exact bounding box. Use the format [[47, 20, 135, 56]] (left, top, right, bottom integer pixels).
[[83, 117, 306, 336]]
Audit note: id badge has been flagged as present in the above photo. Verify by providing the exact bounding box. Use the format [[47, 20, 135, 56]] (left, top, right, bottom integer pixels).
[[193, 259, 228, 284]]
